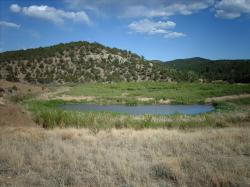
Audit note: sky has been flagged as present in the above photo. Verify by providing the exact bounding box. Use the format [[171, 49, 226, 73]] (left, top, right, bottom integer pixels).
[[0, 0, 250, 61]]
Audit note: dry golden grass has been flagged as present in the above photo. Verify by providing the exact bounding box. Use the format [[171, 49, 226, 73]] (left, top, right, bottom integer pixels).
[[0, 126, 250, 187], [0, 80, 45, 95]]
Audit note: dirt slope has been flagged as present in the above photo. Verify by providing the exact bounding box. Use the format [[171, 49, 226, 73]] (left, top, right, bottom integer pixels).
[[0, 101, 36, 127]]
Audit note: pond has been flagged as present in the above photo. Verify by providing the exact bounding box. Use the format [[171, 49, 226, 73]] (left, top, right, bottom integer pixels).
[[59, 104, 214, 115]]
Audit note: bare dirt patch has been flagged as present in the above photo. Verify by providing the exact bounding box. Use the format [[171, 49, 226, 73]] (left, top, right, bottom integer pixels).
[[0, 101, 36, 127], [0, 98, 5, 106], [136, 97, 154, 102], [38, 87, 70, 100], [54, 95, 96, 101], [0, 80, 45, 96], [121, 92, 129, 97], [205, 94, 250, 103], [159, 99, 172, 104]]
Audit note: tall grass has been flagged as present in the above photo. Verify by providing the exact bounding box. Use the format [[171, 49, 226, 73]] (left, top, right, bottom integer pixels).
[[25, 99, 250, 130]]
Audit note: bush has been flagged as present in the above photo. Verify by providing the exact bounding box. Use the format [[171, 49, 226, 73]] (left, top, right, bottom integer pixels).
[[12, 85, 18, 91]]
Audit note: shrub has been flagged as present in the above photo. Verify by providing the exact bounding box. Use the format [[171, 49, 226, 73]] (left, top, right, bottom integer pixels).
[[12, 85, 18, 91]]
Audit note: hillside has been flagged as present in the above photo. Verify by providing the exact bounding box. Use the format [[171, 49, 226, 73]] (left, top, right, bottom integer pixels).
[[1, 43, 249, 84], [0, 41, 183, 84], [166, 57, 250, 83]]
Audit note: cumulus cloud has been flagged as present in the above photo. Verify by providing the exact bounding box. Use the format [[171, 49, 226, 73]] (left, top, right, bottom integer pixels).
[[65, 0, 212, 39], [128, 19, 176, 34], [0, 21, 20, 29], [122, 5, 166, 18], [10, 4, 90, 25], [10, 4, 21, 13], [215, 0, 250, 19], [128, 19, 185, 39]]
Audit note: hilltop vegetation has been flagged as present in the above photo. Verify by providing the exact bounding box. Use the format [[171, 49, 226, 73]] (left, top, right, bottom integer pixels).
[[0, 41, 185, 84], [166, 57, 250, 83], [1, 42, 249, 84]]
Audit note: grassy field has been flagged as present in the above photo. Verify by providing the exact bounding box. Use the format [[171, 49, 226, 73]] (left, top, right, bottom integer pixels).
[[61, 82, 250, 104]]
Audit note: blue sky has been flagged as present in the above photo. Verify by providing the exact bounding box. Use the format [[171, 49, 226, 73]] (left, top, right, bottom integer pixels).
[[0, 0, 250, 61]]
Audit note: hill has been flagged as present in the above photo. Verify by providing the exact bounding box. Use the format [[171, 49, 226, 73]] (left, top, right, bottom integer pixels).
[[166, 57, 250, 83], [0, 41, 182, 84], [1, 42, 249, 84]]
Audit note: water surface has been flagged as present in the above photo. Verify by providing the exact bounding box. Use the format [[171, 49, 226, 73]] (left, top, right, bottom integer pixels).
[[59, 104, 214, 115]]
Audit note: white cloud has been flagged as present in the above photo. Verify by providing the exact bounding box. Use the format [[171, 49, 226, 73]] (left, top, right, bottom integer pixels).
[[164, 32, 186, 38], [128, 19, 176, 34], [122, 5, 168, 18], [65, 0, 214, 18], [65, 0, 250, 20], [123, 1, 213, 18], [0, 21, 20, 29], [128, 19, 185, 39], [215, 10, 241, 19], [215, 0, 250, 19], [10, 4, 21, 13], [10, 4, 90, 25]]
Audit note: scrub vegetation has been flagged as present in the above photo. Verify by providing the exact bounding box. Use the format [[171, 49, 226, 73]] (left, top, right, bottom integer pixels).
[[1, 41, 250, 84], [0, 41, 186, 83], [166, 57, 250, 83]]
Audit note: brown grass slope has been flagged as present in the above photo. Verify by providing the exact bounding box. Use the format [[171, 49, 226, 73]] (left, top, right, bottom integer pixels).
[[0, 126, 250, 187], [0, 103, 36, 127]]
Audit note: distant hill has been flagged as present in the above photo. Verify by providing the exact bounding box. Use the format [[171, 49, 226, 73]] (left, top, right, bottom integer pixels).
[[0, 41, 182, 84], [166, 57, 250, 83], [166, 57, 211, 64]]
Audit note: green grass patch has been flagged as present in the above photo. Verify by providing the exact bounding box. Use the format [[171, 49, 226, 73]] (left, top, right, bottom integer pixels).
[[213, 101, 237, 112], [225, 97, 250, 105], [63, 82, 250, 104]]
